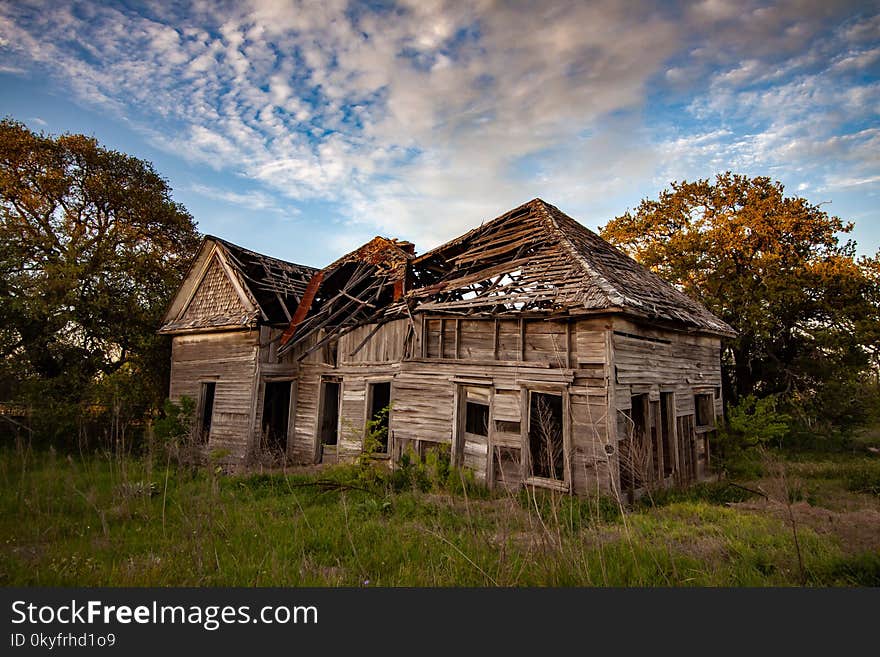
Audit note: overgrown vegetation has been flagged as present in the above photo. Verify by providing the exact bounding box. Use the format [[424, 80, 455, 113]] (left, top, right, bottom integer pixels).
[[2, 438, 878, 587]]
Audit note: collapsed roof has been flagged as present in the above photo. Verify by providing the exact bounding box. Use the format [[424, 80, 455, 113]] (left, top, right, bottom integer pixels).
[[161, 199, 733, 343], [159, 236, 317, 333], [276, 199, 733, 355], [406, 198, 735, 335], [278, 236, 415, 357]]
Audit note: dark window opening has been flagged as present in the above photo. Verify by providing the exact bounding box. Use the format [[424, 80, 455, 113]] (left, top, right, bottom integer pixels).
[[619, 394, 650, 492], [528, 392, 564, 480], [326, 340, 338, 366], [320, 380, 340, 446], [199, 382, 216, 444], [660, 392, 675, 477], [367, 381, 391, 453], [262, 381, 291, 453], [495, 420, 521, 433], [465, 401, 489, 437], [695, 393, 715, 428]]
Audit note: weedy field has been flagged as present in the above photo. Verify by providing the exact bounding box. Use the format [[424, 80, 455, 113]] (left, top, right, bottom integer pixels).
[[1, 440, 878, 587]]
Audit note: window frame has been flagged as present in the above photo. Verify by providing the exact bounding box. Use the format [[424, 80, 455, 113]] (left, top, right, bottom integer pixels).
[[521, 384, 571, 491], [694, 392, 716, 432]]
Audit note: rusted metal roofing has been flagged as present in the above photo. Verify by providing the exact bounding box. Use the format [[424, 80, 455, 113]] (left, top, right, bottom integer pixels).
[[277, 236, 415, 355]]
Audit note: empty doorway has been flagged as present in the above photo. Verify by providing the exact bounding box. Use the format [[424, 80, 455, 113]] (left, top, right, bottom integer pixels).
[[319, 379, 340, 461], [366, 381, 391, 454], [261, 381, 292, 454]]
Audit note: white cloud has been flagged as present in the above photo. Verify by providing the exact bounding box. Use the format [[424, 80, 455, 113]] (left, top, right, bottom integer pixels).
[[0, 0, 876, 255], [189, 182, 293, 214]]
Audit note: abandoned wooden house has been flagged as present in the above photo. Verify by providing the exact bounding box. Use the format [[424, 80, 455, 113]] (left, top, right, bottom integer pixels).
[[159, 198, 735, 498]]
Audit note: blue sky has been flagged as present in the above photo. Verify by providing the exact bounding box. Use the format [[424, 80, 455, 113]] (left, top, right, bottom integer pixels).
[[1, 0, 878, 267]]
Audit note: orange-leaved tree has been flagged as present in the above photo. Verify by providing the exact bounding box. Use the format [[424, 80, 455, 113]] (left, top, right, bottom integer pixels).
[[600, 172, 879, 433]]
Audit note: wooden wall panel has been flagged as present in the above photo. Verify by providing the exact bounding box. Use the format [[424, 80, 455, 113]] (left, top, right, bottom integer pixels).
[[169, 330, 259, 465], [496, 320, 520, 361], [458, 319, 495, 360], [392, 373, 455, 446], [523, 320, 567, 365]]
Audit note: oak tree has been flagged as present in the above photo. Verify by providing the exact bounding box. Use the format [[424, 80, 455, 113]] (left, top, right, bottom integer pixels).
[[600, 173, 879, 430], [0, 118, 200, 442]]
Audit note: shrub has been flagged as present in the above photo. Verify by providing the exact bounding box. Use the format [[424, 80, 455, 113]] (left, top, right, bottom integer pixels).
[[153, 396, 196, 447], [726, 394, 792, 447]]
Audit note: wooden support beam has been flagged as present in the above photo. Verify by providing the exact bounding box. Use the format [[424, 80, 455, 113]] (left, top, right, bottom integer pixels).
[[566, 320, 573, 369], [420, 315, 427, 358]]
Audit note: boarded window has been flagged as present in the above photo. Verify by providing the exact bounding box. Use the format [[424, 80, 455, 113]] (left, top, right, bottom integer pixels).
[[695, 393, 715, 428], [442, 319, 457, 359], [262, 381, 291, 453], [367, 381, 391, 453], [465, 401, 489, 436], [425, 319, 442, 358], [528, 392, 564, 480], [198, 382, 216, 444]]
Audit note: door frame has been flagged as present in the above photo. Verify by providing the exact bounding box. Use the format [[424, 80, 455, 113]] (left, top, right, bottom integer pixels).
[[452, 382, 494, 484], [315, 375, 342, 463]]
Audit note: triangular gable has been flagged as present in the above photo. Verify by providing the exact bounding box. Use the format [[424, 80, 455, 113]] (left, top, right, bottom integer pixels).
[[181, 256, 250, 321], [159, 240, 260, 333]]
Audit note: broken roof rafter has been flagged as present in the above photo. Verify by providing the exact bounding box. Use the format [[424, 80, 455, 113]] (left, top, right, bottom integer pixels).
[[277, 237, 415, 357], [402, 198, 735, 336], [158, 235, 318, 334]]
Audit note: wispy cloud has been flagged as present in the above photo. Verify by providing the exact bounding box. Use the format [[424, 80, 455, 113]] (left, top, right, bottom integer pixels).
[[0, 0, 877, 253], [189, 182, 296, 216]]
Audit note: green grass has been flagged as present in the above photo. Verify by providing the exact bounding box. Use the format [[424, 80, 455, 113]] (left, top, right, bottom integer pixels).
[[1, 446, 877, 586]]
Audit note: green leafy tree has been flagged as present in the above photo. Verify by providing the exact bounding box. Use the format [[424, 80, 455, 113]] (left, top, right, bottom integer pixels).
[[0, 118, 200, 444], [600, 173, 880, 431]]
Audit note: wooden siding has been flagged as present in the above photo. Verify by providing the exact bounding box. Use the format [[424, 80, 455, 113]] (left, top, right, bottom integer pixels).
[[392, 370, 456, 447], [339, 378, 367, 459], [169, 330, 259, 464], [290, 368, 320, 463], [607, 317, 723, 491], [338, 319, 408, 365], [166, 312, 722, 495]]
